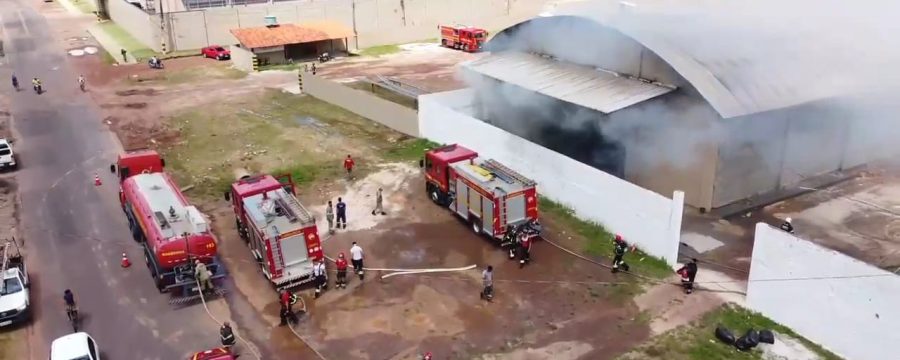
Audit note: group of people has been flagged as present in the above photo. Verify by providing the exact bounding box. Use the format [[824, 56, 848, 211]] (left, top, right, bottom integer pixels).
[[611, 234, 700, 294], [11, 73, 85, 93]]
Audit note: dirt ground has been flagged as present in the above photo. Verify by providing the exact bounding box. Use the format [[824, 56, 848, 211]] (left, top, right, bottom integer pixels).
[[209, 162, 653, 360], [316, 43, 481, 92], [762, 168, 900, 270]]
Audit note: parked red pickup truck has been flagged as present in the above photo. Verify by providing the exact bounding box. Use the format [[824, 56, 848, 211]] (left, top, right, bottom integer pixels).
[[201, 45, 231, 60]]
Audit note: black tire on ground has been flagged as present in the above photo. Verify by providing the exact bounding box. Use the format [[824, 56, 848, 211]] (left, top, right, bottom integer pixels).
[[470, 218, 482, 235], [758, 329, 775, 344], [430, 187, 442, 205], [715, 325, 736, 345]]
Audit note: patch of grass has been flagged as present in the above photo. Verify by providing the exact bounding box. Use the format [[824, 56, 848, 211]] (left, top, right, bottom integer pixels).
[[359, 44, 402, 57], [100, 49, 116, 65], [383, 138, 439, 162], [96, 22, 156, 61], [131, 65, 247, 85], [273, 162, 341, 187], [539, 196, 672, 279], [620, 304, 842, 360], [161, 90, 411, 200], [70, 0, 97, 13]]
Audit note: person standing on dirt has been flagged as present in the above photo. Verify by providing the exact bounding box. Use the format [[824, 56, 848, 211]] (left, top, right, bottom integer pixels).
[[343, 155, 355, 180], [336, 197, 347, 229], [350, 242, 364, 276], [325, 200, 335, 234], [480, 265, 494, 302], [677, 258, 699, 294], [611, 234, 629, 273], [371, 188, 386, 216], [335, 252, 349, 288], [279, 289, 298, 326], [120, 48, 127, 62]]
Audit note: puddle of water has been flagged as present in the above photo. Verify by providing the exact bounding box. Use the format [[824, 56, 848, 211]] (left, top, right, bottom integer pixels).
[[68, 49, 85, 57], [294, 116, 327, 128]]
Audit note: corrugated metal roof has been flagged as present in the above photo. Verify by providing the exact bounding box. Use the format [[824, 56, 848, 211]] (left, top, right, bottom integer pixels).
[[542, 0, 892, 118], [462, 51, 675, 114], [230, 21, 353, 49]]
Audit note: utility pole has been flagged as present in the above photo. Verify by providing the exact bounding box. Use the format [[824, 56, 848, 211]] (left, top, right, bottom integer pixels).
[[351, 0, 359, 50]]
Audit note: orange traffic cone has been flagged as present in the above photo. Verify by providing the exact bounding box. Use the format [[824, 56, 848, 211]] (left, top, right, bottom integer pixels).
[[94, 173, 102, 186], [121, 252, 131, 268]]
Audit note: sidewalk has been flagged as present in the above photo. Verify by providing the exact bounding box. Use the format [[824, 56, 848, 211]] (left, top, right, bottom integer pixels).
[[87, 23, 138, 65]]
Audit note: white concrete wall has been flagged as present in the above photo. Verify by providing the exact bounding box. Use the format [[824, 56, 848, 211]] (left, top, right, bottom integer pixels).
[[158, 0, 550, 51], [748, 223, 900, 360], [107, 0, 161, 51], [302, 72, 419, 137], [230, 45, 255, 72], [419, 89, 684, 266]]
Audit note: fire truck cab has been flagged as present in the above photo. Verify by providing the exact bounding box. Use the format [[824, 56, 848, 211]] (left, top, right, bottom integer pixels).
[[225, 174, 324, 290], [439, 25, 488, 52], [110, 149, 166, 182], [423, 144, 539, 240]]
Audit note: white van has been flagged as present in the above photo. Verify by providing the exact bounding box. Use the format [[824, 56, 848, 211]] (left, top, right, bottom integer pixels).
[[0, 139, 16, 170], [50, 332, 100, 360]]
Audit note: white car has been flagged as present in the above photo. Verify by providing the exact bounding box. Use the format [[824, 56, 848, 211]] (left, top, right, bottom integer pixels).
[[50, 332, 100, 360], [0, 139, 16, 170]]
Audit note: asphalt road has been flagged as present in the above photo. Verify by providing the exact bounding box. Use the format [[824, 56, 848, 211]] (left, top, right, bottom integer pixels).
[[0, 1, 238, 358]]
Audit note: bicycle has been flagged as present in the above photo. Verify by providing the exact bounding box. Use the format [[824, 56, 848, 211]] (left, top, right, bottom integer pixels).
[[66, 305, 79, 332]]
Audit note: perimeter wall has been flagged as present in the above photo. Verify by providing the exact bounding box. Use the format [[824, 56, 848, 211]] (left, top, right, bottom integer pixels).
[[109, 0, 551, 52], [419, 89, 684, 266], [747, 223, 900, 360]]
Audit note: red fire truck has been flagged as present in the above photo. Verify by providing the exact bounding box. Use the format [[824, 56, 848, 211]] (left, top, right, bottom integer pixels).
[[111, 150, 225, 302], [224, 174, 324, 290], [439, 24, 488, 52], [422, 144, 539, 243]]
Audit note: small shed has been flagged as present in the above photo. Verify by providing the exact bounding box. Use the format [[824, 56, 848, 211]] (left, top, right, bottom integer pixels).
[[230, 20, 353, 70]]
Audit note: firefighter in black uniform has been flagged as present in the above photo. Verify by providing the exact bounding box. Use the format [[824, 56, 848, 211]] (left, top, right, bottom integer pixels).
[[780, 217, 794, 233]]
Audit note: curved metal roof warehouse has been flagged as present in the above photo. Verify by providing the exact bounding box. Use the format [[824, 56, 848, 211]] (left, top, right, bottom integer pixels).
[[459, 0, 900, 212]]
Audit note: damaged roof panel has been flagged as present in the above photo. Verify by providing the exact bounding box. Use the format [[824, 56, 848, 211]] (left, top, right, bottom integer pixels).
[[462, 51, 676, 114]]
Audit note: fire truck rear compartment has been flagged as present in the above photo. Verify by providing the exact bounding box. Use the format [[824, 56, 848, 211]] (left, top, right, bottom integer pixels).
[[450, 160, 531, 236], [242, 187, 316, 286]]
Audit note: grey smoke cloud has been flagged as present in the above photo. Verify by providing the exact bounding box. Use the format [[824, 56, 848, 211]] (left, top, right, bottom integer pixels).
[[461, 0, 900, 177]]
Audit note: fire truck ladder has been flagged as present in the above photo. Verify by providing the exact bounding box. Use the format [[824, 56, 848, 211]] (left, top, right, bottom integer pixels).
[[278, 193, 314, 224], [269, 226, 285, 270], [482, 159, 535, 186]]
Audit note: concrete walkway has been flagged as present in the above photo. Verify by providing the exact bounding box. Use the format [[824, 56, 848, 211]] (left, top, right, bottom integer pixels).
[[87, 22, 137, 64]]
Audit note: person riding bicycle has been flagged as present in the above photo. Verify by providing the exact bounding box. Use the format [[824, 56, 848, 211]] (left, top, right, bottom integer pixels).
[[64, 289, 77, 317], [77, 75, 85, 89], [11, 74, 18, 89]]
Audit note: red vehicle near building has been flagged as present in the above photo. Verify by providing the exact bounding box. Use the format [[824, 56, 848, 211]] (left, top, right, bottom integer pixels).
[[422, 144, 539, 242], [439, 25, 488, 52], [111, 150, 225, 301], [201, 45, 231, 60], [224, 174, 324, 290]]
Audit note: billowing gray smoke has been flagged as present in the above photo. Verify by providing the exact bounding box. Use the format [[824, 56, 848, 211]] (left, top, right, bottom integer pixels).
[[461, 0, 900, 178]]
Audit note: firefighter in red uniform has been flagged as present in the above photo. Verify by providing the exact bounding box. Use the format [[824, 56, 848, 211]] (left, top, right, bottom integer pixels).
[[279, 290, 298, 326], [343, 155, 355, 179], [517, 232, 532, 268], [335, 252, 349, 288]]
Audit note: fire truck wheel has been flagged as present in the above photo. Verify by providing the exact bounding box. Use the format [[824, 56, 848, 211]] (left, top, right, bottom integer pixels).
[[470, 218, 482, 235], [430, 188, 442, 205]]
